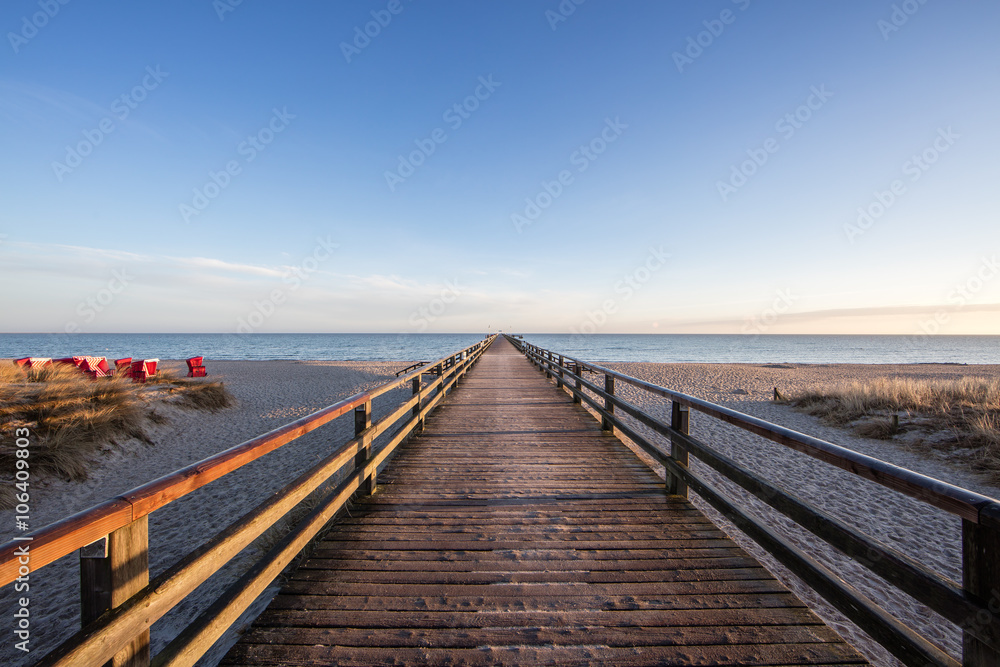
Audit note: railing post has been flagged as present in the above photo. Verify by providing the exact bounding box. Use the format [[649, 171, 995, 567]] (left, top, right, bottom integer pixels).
[[411, 376, 423, 433], [963, 518, 1000, 666], [602, 375, 615, 431], [573, 363, 582, 403], [355, 400, 375, 495], [80, 517, 150, 667], [555, 355, 564, 388], [666, 402, 690, 497], [545, 351, 552, 379]]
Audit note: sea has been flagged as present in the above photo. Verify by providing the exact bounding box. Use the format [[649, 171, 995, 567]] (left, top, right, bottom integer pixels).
[[1, 333, 998, 365]]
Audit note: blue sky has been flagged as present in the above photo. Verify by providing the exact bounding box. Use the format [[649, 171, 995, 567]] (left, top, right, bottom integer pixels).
[[1, 0, 998, 334]]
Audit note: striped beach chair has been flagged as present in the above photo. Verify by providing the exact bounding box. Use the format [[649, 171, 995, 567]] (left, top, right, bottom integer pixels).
[[130, 359, 159, 383]]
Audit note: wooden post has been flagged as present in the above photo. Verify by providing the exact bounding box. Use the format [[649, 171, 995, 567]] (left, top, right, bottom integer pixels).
[[80, 518, 150, 667], [667, 402, 690, 497], [555, 355, 563, 388], [355, 400, 375, 495], [963, 519, 1000, 666], [573, 363, 582, 403], [80, 537, 111, 629], [602, 375, 614, 431], [411, 376, 422, 432]]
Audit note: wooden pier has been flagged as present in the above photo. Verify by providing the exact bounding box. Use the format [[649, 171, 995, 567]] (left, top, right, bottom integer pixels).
[[222, 337, 867, 665], [4, 334, 997, 667]]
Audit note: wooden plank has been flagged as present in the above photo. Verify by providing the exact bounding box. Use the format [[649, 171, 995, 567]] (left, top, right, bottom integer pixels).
[[250, 606, 826, 629], [224, 642, 867, 666], [235, 623, 846, 648], [963, 518, 1000, 665], [108, 517, 149, 667], [262, 590, 806, 612]]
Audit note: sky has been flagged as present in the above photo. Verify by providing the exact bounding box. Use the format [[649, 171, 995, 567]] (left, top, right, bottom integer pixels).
[[1, 0, 998, 335]]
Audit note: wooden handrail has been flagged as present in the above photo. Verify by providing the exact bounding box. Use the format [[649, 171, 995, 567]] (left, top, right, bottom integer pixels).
[[1, 335, 496, 667], [561, 358, 994, 651], [511, 335, 1000, 667], [514, 338, 1000, 529]]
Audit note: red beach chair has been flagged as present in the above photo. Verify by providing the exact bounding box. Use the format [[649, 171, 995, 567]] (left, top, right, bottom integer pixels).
[[115, 358, 133, 377], [186, 356, 207, 377], [130, 359, 159, 383], [80, 357, 111, 379], [14, 357, 53, 370]]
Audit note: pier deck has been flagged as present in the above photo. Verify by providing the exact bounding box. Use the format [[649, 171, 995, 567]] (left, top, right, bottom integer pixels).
[[223, 337, 867, 666]]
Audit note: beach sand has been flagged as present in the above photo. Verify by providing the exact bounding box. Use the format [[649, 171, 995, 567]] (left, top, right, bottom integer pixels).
[[3, 359, 998, 665]]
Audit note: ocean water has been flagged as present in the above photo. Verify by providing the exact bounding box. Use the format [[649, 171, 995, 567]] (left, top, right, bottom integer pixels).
[[0, 333, 997, 365], [518, 334, 1000, 365], [0, 333, 485, 363]]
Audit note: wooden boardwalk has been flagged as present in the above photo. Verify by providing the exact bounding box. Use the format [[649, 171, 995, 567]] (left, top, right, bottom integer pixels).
[[223, 337, 868, 666]]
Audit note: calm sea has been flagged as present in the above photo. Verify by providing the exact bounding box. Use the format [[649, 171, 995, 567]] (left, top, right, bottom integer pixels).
[[0, 333, 998, 365]]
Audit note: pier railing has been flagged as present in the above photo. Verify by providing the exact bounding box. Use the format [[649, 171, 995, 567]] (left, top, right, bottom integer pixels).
[[0, 335, 496, 667], [508, 335, 1000, 667]]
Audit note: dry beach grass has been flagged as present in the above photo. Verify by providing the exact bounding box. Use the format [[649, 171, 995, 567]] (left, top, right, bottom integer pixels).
[[0, 361, 234, 509], [791, 376, 1000, 482]]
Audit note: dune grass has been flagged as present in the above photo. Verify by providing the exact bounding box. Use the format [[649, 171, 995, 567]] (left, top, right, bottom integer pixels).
[[0, 362, 234, 509], [791, 377, 1000, 480]]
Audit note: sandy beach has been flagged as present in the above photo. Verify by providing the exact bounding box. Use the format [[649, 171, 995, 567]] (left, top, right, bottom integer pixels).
[[3, 358, 999, 666]]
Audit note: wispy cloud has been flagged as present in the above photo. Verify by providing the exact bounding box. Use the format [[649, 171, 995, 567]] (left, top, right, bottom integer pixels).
[[169, 256, 286, 278], [672, 303, 1000, 332]]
